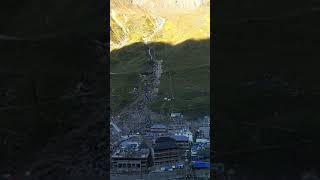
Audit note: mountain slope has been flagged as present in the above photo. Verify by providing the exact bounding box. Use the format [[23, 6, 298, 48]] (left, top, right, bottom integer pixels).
[[111, 39, 210, 118], [110, 0, 210, 118], [110, 0, 210, 51]]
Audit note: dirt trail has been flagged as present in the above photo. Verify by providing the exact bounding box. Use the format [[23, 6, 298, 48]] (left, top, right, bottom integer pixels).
[[111, 45, 163, 134]]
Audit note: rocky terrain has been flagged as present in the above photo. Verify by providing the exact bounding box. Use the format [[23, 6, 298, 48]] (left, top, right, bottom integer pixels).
[[110, 0, 210, 51], [110, 0, 210, 119]]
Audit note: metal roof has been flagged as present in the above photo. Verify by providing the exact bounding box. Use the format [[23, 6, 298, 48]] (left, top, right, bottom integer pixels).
[[155, 136, 176, 143], [154, 137, 177, 151], [170, 135, 189, 142], [154, 141, 177, 151]]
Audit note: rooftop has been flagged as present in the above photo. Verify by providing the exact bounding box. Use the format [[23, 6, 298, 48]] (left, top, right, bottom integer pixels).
[[170, 135, 189, 142], [154, 141, 177, 151], [151, 124, 167, 129], [112, 148, 150, 159], [192, 161, 210, 169], [154, 137, 177, 151], [199, 127, 210, 135], [155, 136, 176, 144]]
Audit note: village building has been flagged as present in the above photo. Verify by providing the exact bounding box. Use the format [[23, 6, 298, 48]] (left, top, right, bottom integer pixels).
[[145, 124, 168, 144], [111, 141, 152, 173], [191, 142, 210, 161], [198, 126, 210, 139], [173, 128, 193, 142], [170, 112, 183, 119], [170, 135, 190, 151], [153, 137, 182, 167], [150, 124, 167, 134]]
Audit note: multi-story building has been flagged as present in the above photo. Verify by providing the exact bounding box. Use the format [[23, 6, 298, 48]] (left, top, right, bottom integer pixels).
[[153, 137, 182, 166], [198, 126, 210, 139], [111, 142, 152, 173], [146, 124, 168, 144], [171, 135, 190, 151], [150, 124, 167, 134]]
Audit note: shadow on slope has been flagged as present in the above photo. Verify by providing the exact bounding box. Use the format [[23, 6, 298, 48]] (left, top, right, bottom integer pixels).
[[110, 39, 210, 118]]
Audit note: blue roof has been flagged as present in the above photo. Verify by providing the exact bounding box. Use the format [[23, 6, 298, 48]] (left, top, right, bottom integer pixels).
[[192, 161, 210, 169], [176, 162, 184, 168], [176, 162, 184, 166], [191, 156, 200, 161], [170, 135, 189, 142]]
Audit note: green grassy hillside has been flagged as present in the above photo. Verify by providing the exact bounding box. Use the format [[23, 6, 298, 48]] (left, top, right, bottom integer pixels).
[[110, 39, 210, 117]]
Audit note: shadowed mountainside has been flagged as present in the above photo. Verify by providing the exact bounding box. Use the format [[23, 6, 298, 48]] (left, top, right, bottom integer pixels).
[[111, 39, 210, 118]]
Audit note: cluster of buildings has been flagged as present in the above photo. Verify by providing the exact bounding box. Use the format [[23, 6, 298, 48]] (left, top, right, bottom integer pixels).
[[111, 115, 211, 178]]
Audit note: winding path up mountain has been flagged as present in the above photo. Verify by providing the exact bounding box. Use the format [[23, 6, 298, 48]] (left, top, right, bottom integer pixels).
[[111, 44, 163, 134]]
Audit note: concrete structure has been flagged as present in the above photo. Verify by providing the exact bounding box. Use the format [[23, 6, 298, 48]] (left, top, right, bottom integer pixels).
[[111, 141, 152, 173], [153, 137, 182, 166], [150, 124, 167, 134], [147, 124, 168, 142], [170, 135, 190, 151]]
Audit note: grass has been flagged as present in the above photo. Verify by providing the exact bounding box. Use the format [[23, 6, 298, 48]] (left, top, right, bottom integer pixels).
[[110, 39, 210, 117]]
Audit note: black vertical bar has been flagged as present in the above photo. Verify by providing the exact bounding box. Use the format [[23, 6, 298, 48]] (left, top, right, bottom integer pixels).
[[106, 0, 111, 176]]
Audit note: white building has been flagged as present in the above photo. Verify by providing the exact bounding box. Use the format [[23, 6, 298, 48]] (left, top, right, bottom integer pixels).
[[174, 128, 193, 142], [195, 138, 210, 144], [170, 112, 183, 118], [198, 127, 210, 139]]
